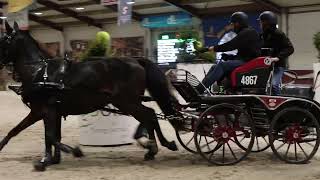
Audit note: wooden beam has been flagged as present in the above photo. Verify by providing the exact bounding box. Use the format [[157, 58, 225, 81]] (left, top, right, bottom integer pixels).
[[92, 0, 143, 21], [251, 0, 282, 13], [164, 0, 202, 18], [37, 0, 103, 28], [41, 3, 170, 20], [180, 0, 223, 4], [32, 1, 96, 12], [287, 3, 320, 8], [31, 17, 118, 29], [200, 3, 274, 17], [29, 14, 63, 31]]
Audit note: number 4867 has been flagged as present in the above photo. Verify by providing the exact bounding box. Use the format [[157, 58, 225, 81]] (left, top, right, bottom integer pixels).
[[241, 75, 258, 85]]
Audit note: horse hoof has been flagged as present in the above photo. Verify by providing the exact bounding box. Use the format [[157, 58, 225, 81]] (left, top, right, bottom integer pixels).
[[167, 141, 178, 151], [33, 161, 46, 172], [144, 153, 155, 161], [72, 146, 84, 158]]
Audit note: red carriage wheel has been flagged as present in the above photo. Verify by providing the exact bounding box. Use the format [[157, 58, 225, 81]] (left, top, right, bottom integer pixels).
[[269, 107, 320, 164], [194, 103, 255, 165]]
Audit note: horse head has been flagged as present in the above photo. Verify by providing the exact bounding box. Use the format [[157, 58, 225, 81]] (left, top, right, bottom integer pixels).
[[0, 21, 48, 67], [0, 21, 20, 67]]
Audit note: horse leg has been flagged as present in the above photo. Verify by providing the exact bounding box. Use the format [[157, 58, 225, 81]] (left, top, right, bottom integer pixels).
[[133, 123, 148, 139], [34, 106, 83, 171], [0, 111, 41, 151], [41, 116, 62, 166], [133, 112, 177, 151], [115, 102, 166, 160], [51, 116, 61, 164], [153, 119, 178, 151], [132, 113, 177, 151]]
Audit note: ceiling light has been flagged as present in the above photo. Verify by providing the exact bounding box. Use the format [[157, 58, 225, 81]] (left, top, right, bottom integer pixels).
[[126, 1, 135, 5], [34, 12, 43, 15], [75, 7, 85, 10]]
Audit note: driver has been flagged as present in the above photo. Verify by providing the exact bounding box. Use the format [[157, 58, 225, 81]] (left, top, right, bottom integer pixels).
[[258, 11, 294, 95], [196, 12, 262, 94]]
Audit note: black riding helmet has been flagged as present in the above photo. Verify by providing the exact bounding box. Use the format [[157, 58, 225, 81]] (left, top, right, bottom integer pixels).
[[258, 11, 278, 25], [230, 12, 249, 26]]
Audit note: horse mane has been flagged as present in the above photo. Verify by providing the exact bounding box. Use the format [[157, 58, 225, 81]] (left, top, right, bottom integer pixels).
[[19, 30, 52, 59]]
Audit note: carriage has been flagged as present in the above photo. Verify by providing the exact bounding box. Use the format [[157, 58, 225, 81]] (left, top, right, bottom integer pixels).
[[165, 56, 320, 165], [3, 23, 319, 171]]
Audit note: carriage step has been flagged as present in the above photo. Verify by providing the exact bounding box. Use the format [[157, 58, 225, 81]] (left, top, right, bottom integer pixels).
[[251, 108, 266, 112], [250, 106, 269, 127]]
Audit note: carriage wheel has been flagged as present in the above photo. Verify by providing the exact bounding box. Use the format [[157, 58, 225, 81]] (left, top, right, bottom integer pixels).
[[176, 117, 217, 154], [269, 107, 320, 164], [194, 103, 255, 165]]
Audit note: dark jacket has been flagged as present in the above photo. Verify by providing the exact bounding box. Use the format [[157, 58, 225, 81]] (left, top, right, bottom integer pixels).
[[261, 28, 294, 67], [214, 27, 262, 62]]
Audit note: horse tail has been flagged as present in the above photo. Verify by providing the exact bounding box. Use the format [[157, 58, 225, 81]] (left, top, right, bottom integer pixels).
[[137, 59, 179, 116]]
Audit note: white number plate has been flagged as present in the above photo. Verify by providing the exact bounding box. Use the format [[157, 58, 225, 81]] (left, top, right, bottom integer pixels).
[[241, 75, 258, 85]]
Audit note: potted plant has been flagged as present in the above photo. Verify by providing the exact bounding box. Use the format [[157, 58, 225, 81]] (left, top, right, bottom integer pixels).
[[176, 30, 216, 62], [80, 31, 112, 61], [314, 32, 320, 60]]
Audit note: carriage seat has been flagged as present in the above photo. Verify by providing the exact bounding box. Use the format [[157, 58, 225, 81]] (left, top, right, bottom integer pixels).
[[228, 56, 278, 94]]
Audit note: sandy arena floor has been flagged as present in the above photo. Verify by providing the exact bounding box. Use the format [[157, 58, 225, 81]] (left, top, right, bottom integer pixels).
[[0, 91, 320, 180]]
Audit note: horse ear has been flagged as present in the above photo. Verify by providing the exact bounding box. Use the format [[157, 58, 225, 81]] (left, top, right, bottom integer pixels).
[[5, 21, 13, 34], [13, 21, 19, 31]]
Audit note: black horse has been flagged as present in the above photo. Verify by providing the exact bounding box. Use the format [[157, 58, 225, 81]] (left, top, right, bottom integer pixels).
[[0, 22, 182, 171]]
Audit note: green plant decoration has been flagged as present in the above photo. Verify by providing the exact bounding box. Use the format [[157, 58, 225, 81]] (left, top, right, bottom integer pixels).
[[81, 31, 111, 61], [176, 30, 215, 62]]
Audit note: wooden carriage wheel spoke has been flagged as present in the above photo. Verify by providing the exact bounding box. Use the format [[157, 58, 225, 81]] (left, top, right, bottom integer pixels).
[[305, 142, 316, 148], [222, 143, 225, 163], [230, 138, 246, 152], [238, 136, 246, 143], [185, 135, 195, 147], [198, 135, 202, 145], [284, 143, 291, 158], [294, 142, 298, 161], [204, 136, 212, 151], [275, 142, 286, 151], [208, 148, 215, 161], [297, 142, 309, 159], [256, 137, 260, 150], [262, 136, 269, 144], [227, 142, 238, 160]]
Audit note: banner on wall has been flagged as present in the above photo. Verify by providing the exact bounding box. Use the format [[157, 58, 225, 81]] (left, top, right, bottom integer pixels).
[[6, 9, 29, 30], [118, 0, 132, 26], [203, 13, 261, 47], [112, 37, 144, 57], [101, 0, 117, 6], [142, 12, 192, 28], [8, 0, 34, 13]]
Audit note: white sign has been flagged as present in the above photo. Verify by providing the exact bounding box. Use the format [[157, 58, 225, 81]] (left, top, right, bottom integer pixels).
[[157, 39, 180, 63], [101, 0, 117, 5]]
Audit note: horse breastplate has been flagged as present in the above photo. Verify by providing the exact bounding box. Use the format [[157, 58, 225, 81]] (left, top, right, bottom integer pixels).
[[32, 59, 70, 90]]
